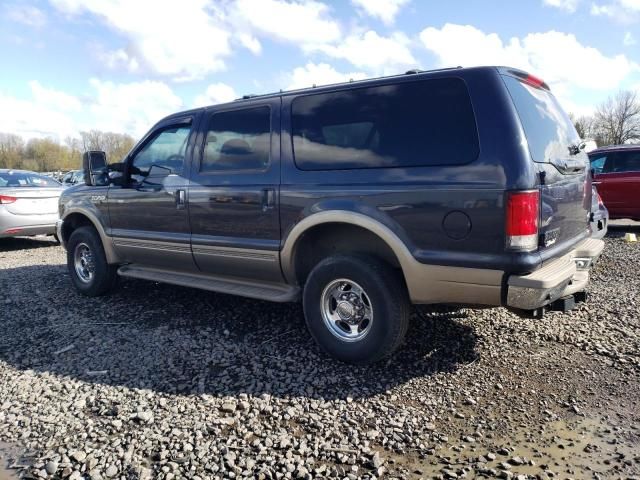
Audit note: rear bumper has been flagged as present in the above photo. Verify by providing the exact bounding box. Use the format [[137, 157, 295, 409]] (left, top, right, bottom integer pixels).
[[0, 223, 57, 238], [0, 210, 59, 237], [506, 238, 604, 310]]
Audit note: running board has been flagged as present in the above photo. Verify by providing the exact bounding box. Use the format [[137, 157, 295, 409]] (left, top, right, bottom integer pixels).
[[117, 265, 300, 302]]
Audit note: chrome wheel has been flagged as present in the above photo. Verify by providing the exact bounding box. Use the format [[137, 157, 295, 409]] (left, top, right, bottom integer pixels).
[[320, 278, 373, 342], [74, 242, 95, 283]]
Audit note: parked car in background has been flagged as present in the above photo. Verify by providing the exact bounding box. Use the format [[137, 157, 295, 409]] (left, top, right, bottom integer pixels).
[[0, 169, 63, 239], [57, 66, 604, 363], [61, 169, 85, 188], [589, 145, 640, 220], [590, 185, 608, 239]]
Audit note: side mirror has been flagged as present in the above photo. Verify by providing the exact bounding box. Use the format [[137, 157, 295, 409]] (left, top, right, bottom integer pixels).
[[82, 151, 108, 187]]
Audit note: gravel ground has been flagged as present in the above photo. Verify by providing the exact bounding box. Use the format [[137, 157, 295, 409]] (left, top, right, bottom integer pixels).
[[0, 231, 639, 480]]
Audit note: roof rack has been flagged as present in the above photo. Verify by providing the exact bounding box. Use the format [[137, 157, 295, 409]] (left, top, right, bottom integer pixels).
[[231, 65, 466, 103]]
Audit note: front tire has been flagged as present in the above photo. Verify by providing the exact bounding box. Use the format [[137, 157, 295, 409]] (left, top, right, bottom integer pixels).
[[67, 226, 117, 296], [303, 255, 410, 364]]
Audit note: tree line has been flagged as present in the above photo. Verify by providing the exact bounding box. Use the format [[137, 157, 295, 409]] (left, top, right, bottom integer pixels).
[[0, 130, 136, 172], [570, 90, 640, 146]]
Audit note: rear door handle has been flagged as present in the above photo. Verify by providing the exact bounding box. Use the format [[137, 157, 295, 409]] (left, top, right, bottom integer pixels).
[[262, 188, 275, 212], [175, 189, 186, 210]]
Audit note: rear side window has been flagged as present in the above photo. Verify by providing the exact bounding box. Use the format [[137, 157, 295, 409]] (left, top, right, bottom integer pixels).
[[502, 75, 580, 163], [612, 151, 640, 173], [201, 107, 270, 172], [291, 78, 479, 170]]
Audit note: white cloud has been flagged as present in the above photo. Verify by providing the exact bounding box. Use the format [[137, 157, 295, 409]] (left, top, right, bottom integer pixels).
[[5, 4, 47, 27], [286, 62, 367, 90], [98, 48, 140, 73], [419, 24, 637, 91], [49, 0, 232, 81], [542, 0, 580, 12], [0, 79, 185, 141], [0, 93, 78, 140], [87, 79, 183, 137], [230, 0, 341, 47], [350, 0, 410, 24], [310, 30, 417, 73], [624, 31, 637, 45], [29, 81, 82, 112], [591, 0, 640, 22], [194, 83, 238, 107]]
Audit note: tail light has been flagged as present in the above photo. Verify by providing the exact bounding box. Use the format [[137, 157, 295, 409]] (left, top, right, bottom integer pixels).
[[506, 190, 539, 251], [596, 191, 604, 208], [0, 195, 17, 204]]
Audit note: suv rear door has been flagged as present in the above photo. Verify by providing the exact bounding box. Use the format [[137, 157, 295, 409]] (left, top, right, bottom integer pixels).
[[502, 71, 590, 252], [188, 98, 283, 282], [591, 149, 640, 219]]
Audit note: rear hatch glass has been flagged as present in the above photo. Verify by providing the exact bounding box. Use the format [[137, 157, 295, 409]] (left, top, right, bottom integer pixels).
[[502, 74, 590, 250]]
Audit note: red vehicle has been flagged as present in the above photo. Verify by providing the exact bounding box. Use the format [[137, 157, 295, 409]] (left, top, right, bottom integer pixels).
[[589, 145, 640, 220]]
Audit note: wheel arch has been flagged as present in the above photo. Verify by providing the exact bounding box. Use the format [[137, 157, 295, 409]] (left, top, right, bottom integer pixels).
[[281, 211, 415, 288], [61, 210, 119, 264]]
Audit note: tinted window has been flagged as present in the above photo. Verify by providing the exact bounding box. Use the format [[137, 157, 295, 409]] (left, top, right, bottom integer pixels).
[[0, 172, 60, 187], [589, 154, 609, 174], [201, 107, 270, 172], [503, 75, 581, 163], [132, 125, 191, 176], [291, 78, 479, 170], [612, 151, 640, 173]]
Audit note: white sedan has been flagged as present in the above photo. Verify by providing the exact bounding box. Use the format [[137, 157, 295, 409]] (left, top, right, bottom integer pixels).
[[0, 169, 63, 239]]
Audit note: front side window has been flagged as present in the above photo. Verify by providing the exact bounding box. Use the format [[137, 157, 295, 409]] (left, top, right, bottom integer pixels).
[[131, 125, 191, 176], [201, 107, 271, 172], [291, 78, 479, 170], [589, 154, 608, 174]]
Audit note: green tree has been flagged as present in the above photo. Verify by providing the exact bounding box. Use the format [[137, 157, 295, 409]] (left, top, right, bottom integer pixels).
[[0, 133, 25, 169]]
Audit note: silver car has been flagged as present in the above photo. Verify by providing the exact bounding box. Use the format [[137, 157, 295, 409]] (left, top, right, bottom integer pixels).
[[0, 169, 63, 238]]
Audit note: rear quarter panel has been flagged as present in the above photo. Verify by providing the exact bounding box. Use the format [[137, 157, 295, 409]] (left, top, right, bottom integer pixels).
[[279, 68, 540, 275]]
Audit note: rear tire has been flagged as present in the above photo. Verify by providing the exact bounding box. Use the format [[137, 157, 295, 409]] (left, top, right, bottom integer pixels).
[[67, 226, 117, 296], [302, 255, 410, 364]]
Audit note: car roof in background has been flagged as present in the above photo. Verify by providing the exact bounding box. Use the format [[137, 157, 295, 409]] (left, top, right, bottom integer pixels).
[[0, 169, 39, 174], [588, 144, 640, 155]]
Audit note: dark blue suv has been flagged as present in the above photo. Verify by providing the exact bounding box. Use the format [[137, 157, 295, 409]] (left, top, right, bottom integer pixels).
[[57, 66, 604, 364]]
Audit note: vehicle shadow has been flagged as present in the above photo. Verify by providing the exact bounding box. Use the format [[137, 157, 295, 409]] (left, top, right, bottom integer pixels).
[[606, 223, 640, 238], [0, 265, 478, 401], [0, 237, 57, 252]]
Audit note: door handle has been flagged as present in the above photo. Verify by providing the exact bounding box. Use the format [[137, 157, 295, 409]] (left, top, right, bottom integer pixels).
[[261, 188, 275, 212], [592, 181, 602, 185], [175, 189, 186, 210]]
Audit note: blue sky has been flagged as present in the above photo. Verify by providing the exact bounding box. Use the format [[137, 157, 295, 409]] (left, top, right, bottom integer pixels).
[[0, 0, 639, 141]]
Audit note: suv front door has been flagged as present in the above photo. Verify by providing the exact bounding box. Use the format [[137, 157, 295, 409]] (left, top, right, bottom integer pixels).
[[108, 115, 199, 270], [188, 100, 283, 282]]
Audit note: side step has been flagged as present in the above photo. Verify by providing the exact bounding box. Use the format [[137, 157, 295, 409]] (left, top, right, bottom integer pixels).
[[117, 265, 300, 303]]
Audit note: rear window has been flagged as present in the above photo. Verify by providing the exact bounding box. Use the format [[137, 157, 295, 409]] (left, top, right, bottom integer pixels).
[[502, 75, 580, 163], [291, 78, 479, 170], [0, 172, 60, 187]]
